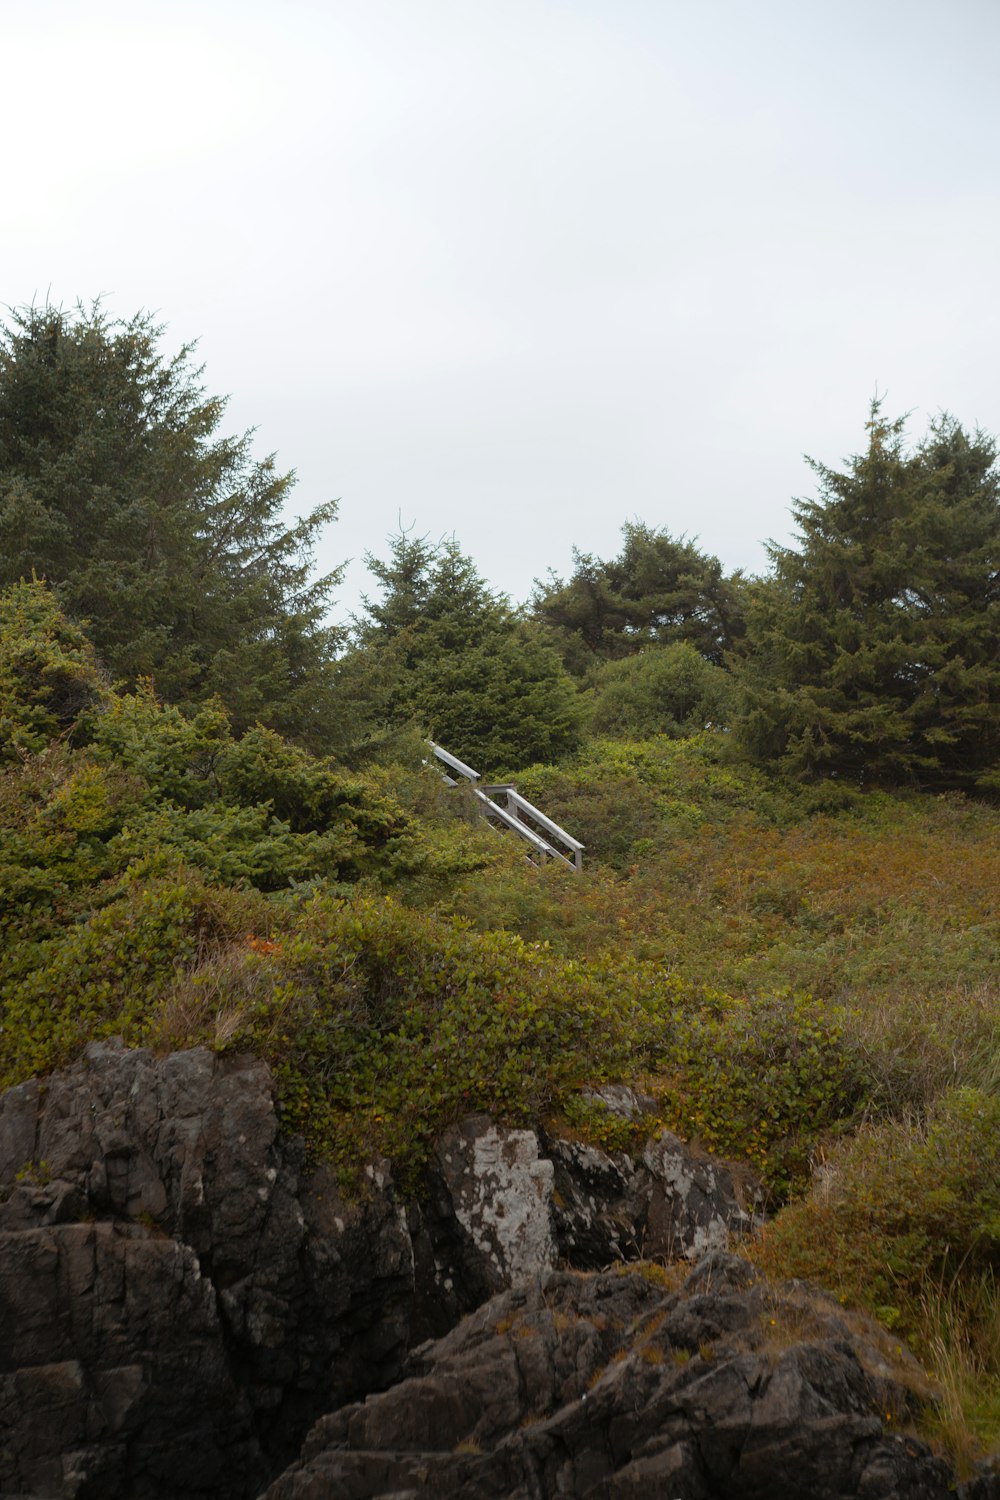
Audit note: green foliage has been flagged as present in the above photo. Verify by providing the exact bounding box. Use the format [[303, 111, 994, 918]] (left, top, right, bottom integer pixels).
[[412, 626, 584, 775], [588, 641, 735, 738], [0, 817, 870, 1192], [0, 585, 495, 1014], [88, 687, 440, 885], [0, 866, 269, 1082], [0, 749, 132, 956], [918, 1270, 1000, 1466], [533, 521, 746, 671], [3, 323, 1000, 1450], [358, 532, 495, 644], [512, 732, 794, 869], [559, 1094, 645, 1154], [754, 1089, 1000, 1328], [0, 578, 107, 760], [736, 404, 1000, 791], [438, 744, 1000, 1157], [0, 302, 344, 747], [339, 533, 583, 774], [658, 991, 867, 1192], [0, 601, 953, 1202]]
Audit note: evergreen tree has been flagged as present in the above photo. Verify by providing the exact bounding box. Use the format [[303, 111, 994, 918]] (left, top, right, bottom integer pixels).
[[0, 577, 108, 761], [338, 533, 583, 773], [533, 521, 746, 671], [0, 303, 343, 747], [588, 641, 735, 739], [737, 404, 1000, 791]]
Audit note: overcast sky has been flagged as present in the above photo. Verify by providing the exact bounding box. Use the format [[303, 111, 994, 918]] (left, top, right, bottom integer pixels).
[[5, 0, 1000, 622]]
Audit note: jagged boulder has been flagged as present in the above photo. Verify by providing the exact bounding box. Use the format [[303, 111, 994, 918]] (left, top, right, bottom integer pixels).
[[0, 1045, 773, 1499], [261, 1253, 968, 1500], [0, 1042, 416, 1498], [426, 1114, 756, 1294]]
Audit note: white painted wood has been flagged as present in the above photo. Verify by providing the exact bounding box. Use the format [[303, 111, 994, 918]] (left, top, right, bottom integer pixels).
[[472, 789, 575, 868], [429, 742, 480, 781], [428, 741, 582, 871], [503, 789, 585, 852]]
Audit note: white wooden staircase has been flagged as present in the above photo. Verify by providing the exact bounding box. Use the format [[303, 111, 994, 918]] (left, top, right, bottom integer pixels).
[[429, 742, 584, 871]]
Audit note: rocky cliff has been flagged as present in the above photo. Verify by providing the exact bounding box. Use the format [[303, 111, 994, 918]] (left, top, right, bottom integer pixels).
[[0, 1041, 994, 1499], [264, 1254, 962, 1500]]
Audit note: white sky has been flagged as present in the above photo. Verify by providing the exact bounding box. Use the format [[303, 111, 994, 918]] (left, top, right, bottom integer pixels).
[[4, 0, 1000, 621]]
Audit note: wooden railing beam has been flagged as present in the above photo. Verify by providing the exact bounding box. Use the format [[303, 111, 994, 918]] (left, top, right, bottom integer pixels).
[[428, 742, 582, 871]]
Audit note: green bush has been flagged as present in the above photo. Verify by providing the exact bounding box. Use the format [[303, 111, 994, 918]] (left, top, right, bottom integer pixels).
[[223, 902, 871, 1188], [0, 578, 107, 760], [588, 642, 735, 738], [513, 733, 802, 868], [0, 867, 266, 1082], [0, 868, 871, 1192], [754, 1088, 1000, 1327], [657, 990, 868, 1194]]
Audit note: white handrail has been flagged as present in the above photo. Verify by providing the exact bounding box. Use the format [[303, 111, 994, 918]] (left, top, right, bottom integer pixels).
[[428, 741, 583, 871], [429, 742, 480, 782], [504, 788, 585, 853], [472, 789, 572, 865]]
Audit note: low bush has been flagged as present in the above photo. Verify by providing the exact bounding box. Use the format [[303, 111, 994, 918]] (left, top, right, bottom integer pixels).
[[656, 990, 867, 1193], [752, 1088, 1000, 1459], [753, 1088, 1000, 1327], [0, 867, 872, 1191]]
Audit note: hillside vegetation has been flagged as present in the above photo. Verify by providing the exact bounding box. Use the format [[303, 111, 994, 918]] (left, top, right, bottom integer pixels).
[[1, 302, 998, 1464]]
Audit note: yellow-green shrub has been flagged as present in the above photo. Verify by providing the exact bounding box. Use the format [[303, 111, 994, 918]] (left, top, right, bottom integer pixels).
[[0, 579, 108, 761], [753, 1088, 1000, 1329], [0, 876, 873, 1191]]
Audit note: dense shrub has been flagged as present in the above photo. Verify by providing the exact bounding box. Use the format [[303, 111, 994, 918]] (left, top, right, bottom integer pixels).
[[753, 1089, 1000, 1330], [513, 733, 794, 869], [0, 865, 269, 1081], [443, 750, 999, 1019], [588, 642, 735, 738], [0, 578, 107, 760], [658, 990, 867, 1192], [0, 866, 871, 1192]]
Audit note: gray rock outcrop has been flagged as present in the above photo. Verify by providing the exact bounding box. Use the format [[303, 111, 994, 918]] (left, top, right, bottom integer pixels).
[[0, 1220, 259, 1497], [262, 1252, 969, 1500], [0, 1043, 415, 1497], [6, 1043, 966, 1500], [422, 1113, 756, 1313]]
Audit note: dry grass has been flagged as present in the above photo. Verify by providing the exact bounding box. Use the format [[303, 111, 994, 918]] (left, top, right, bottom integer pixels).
[[849, 980, 1000, 1113], [146, 940, 270, 1054], [918, 1272, 1000, 1477]]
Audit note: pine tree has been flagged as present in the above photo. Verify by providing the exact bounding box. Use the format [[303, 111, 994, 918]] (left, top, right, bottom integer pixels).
[[737, 404, 1000, 791], [0, 303, 343, 748], [339, 533, 583, 772], [533, 522, 746, 671]]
